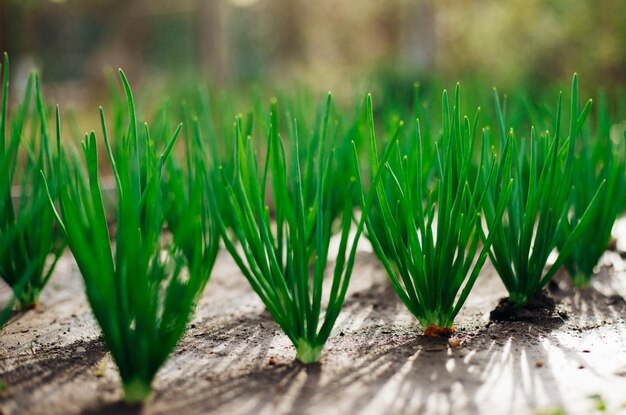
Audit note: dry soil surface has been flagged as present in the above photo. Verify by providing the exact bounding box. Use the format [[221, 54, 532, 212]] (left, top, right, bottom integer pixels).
[[1, 243, 626, 415]]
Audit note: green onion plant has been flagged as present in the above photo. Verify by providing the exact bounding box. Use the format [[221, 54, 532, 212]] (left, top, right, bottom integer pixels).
[[0, 53, 64, 310], [559, 94, 626, 287], [362, 86, 512, 334], [210, 95, 391, 363], [483, 74, 603, 307], [45, 70, 218, 402]]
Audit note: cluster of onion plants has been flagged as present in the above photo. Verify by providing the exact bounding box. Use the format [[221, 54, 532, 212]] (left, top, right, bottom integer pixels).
[[209, 96, 391, 363], [362, 86, 511, 334], [4, 48, 626, 403], [0, 53, 64, 311], [482, 75, 603, 307], [44, 71, 219, 402]]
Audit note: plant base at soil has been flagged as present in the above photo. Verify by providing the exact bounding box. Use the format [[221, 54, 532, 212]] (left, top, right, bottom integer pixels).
[[122, 378, 152, 403], [423, 323, 456, 337], [295, 340, 323, 364]]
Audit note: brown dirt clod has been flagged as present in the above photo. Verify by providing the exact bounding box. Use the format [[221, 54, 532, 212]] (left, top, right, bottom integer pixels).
[[423, 324, 456, 337]]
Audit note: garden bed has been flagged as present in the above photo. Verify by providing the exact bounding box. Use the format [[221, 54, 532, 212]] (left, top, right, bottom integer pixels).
[[1, 239, 625, 415]]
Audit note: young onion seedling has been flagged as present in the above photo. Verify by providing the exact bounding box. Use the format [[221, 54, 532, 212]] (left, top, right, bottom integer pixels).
[[362, 87, 512, 335], [0, 53, 64, 310], [44, 70, 218, 402], [484, 75, 603, 307], [210, 96, 391, 363]]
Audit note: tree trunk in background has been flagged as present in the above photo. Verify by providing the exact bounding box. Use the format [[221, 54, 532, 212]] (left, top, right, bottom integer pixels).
[[272, 0, 304, 64], [198, 0, 226, 82], [401, 0, 436, 74]]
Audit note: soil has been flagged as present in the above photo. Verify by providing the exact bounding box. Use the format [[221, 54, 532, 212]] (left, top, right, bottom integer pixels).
[[1, 243, 626, 415], [489, 290, 561, 322]]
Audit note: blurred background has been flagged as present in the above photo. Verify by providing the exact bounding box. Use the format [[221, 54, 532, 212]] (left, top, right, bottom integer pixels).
[[1, 0, 625, 107]]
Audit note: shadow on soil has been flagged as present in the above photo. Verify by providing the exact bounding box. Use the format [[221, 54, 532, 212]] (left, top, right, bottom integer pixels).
[[0, 338, 107, 400], [118, 278, 615, 415], [7, 257, 625, 415]]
